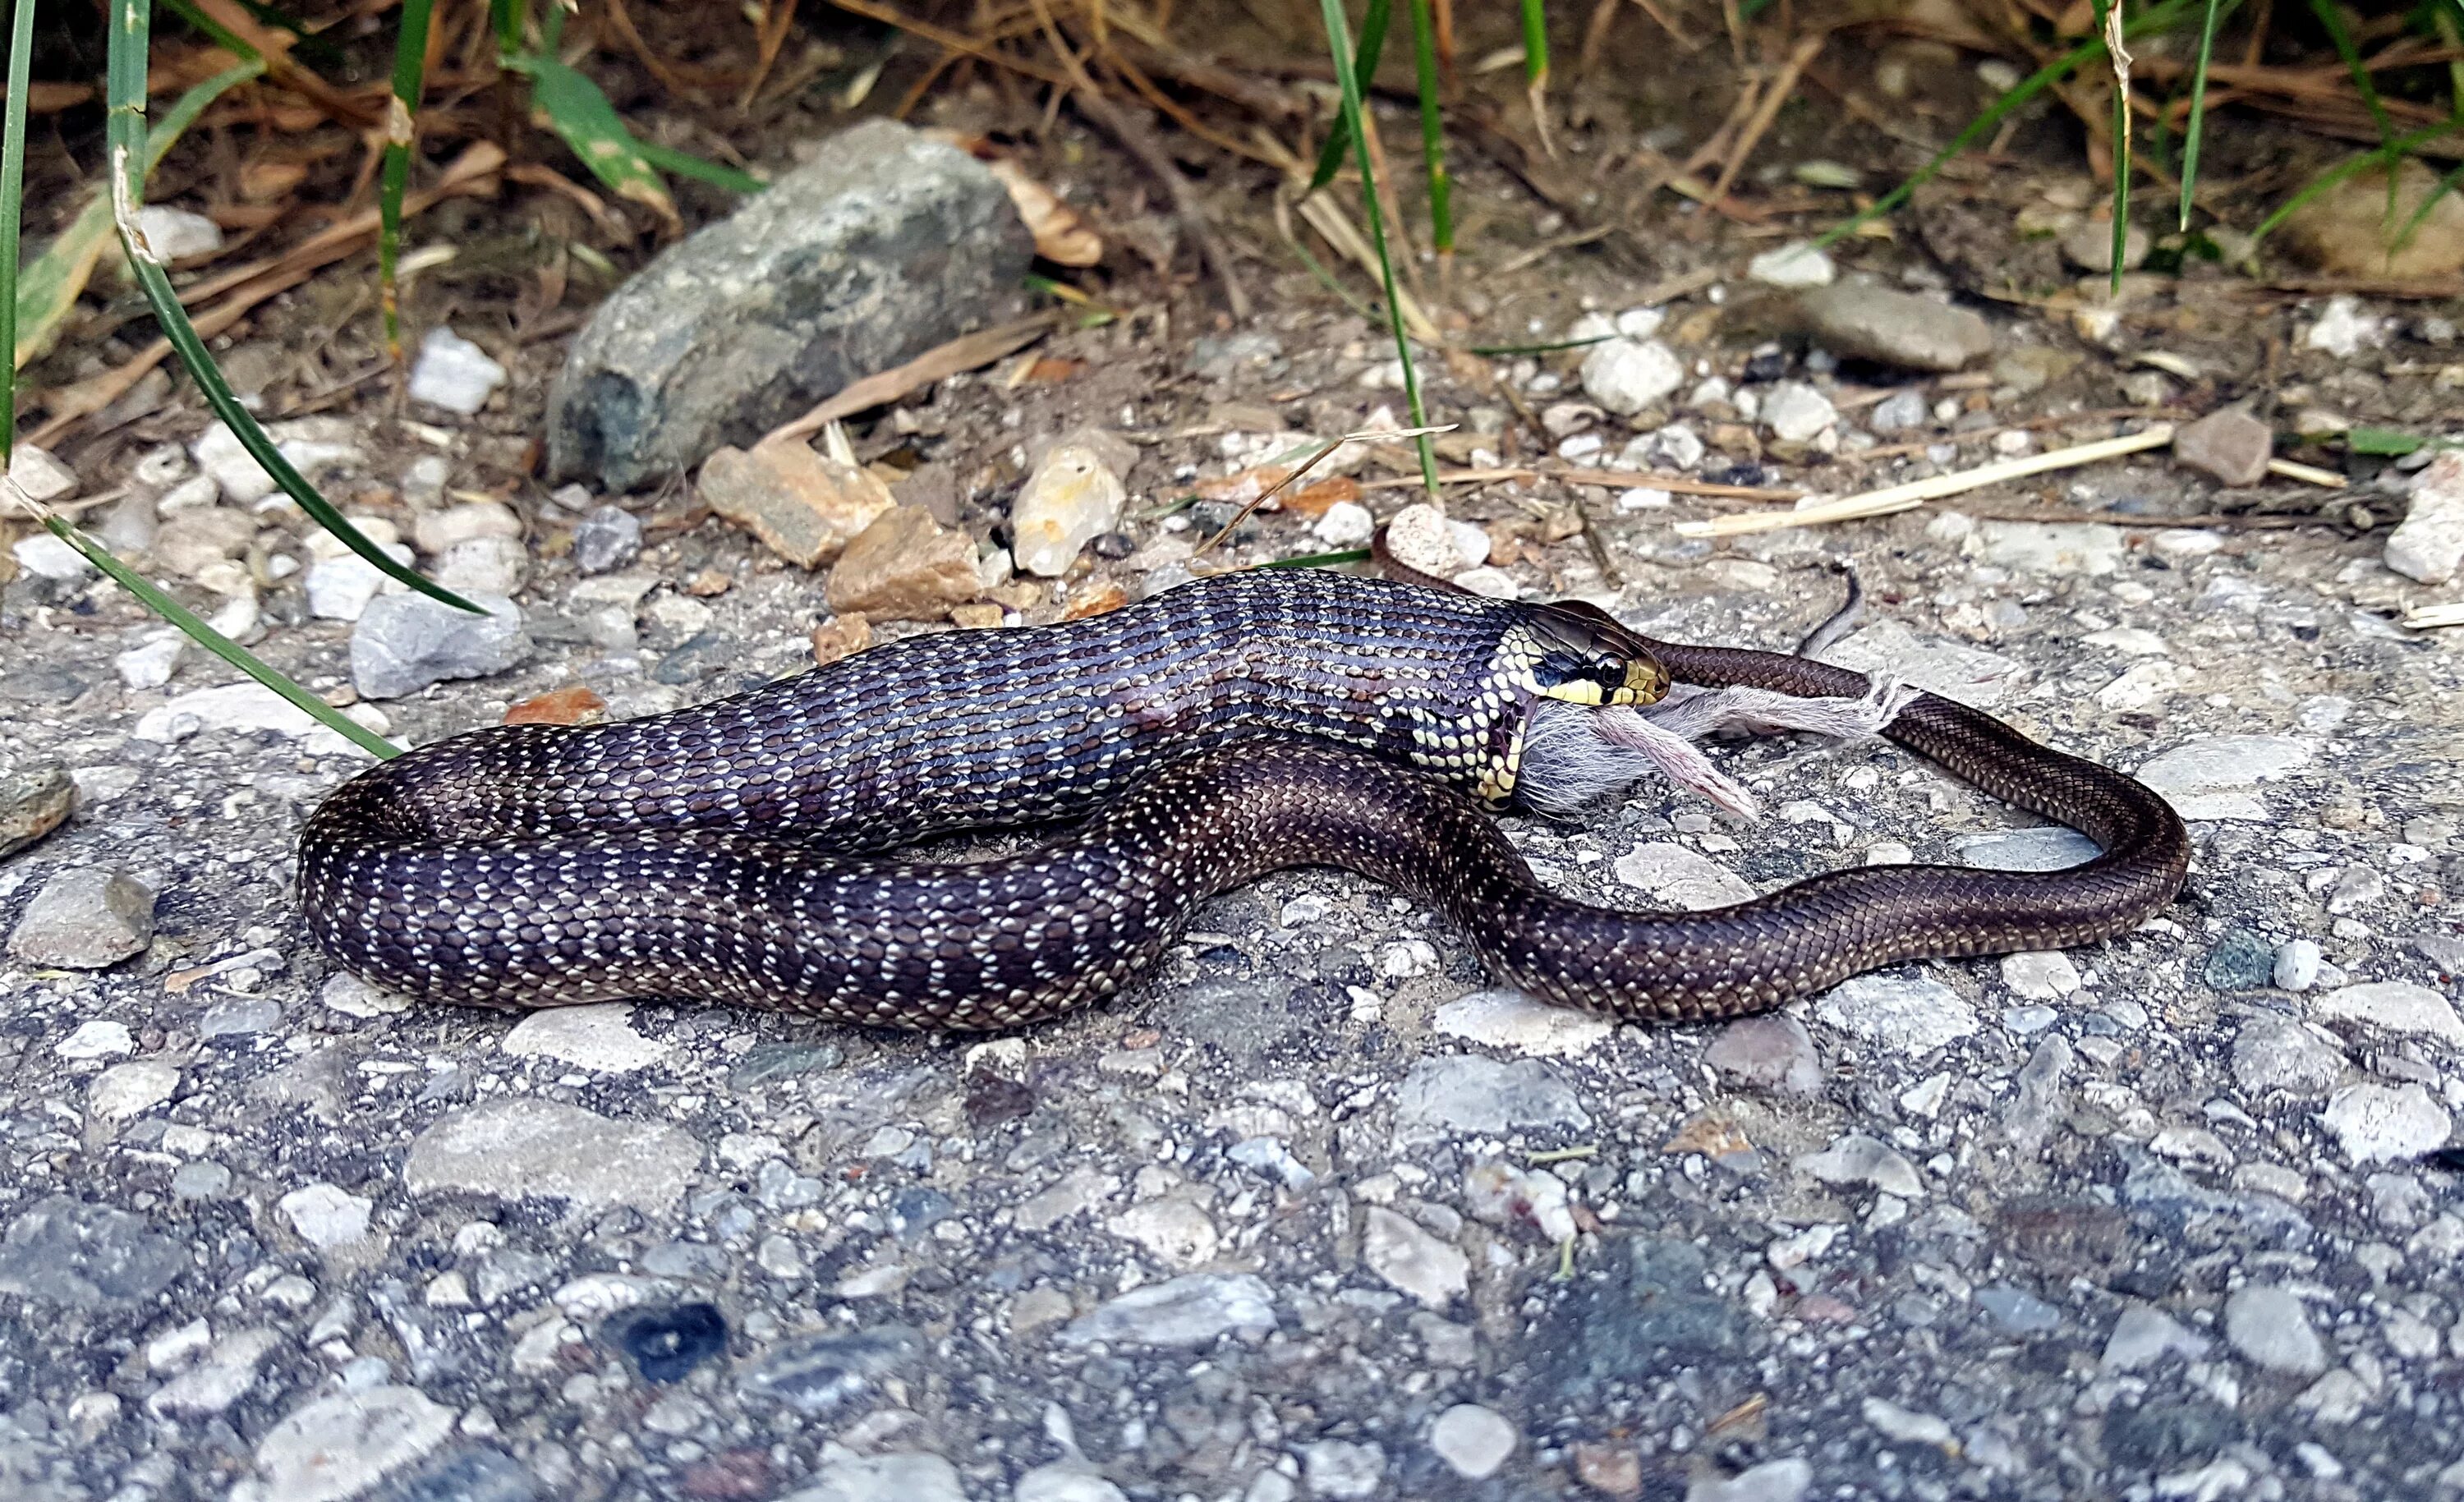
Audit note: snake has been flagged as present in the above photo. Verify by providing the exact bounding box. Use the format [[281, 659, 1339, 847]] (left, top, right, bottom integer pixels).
[[297, 567, 2189, 1029]]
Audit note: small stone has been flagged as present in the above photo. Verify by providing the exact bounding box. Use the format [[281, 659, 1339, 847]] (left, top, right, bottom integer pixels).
[[571, 507, 642, 574], [434, 535, 526, 596], [2305, 293, 2385, 357], [411, 501, 520, 555], [1815, 973, 1979, 1054], [741, 1325, 919, 1415], [2203, 928, 2276, 991], [406, 1096, 702, 1215], [303, 554, 398, 622], [1301, 1440, 1385, 1499], [1580, 339, 1685, 416], [352, 592, 526, 700], [2386, 451, 2464, 585], [2272, 939, 2324, 991], [148, 1328, 279, 1418], [1060, 1272, 1276, 1348], [1862, 1397, 1956, 1448], [1793, 282, 1992, 373], [1703, 1015, 1822, 1096], [1689, 1458, 1812, 1502], [2101, 1303, 2209, 1371], [1432, 988, 1612, 1058], [1429, 1403, 1517, 1481], [1463, 1159, 1577, 1241], [1394, 1054, 1590, 1143], [154, 506, 261, 580], [2319, 1083, 2452, 1164], [2001, 950, 2081, 1000], [2223, 1284, 2325, 1376], [193, 416, 361, 505], [2232, 1015, 2345, 1099], [57, 1019, 134, 1059], [199, 994, 281, 1037], [8, 443, 80, 503], [1014, 1464, 1129, 1502], [2135, 736, 2312, 822], [503, 1004, 672, 1072], [1362, 1206, 1469, 1308], [1975, 1285, 2062, 1335], [701, 441, 895, 568], [278, 1183, 375, 1253], [779, 1452, 966, 1502], [1796, 1132, 1925, 1198], [1381, 502, 1473, 577], [134, 204, 223, 260], [1013, 430, 1131, 576], [2312, 981, 2463, 1044], [407, 328, 508, 416], [0, 754, 76, 857], [1748, 241, 1835, 287], [2173, 407, 2274, 486], [824, 506, 981, 622], [1615, 842, 1754, 909], [1760, 382, 1837, 443], [2060, 218, 2151, 273], [9, 867, 156, 968], [1106, 1197, 1220, 1270], [1977, 520, 2125, 576], [2281, 158, 2464, 278], [0, 1197, 187, 1309], [10, 532, 92, 580], [810, 615, 874, 664], [237, 1385, 456, 1502], [1313, 500, 1377, 547], [1868, 389, 1930, 433], [90, 1060, 181, 1121], [1573, 1442, 1643, 1499]]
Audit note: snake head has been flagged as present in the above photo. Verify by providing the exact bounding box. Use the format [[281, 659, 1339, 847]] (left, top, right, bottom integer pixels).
[[1523, 602, 1671, 708]]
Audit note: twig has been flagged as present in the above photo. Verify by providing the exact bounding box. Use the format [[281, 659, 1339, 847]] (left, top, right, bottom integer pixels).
[[2403, 602, 2464, 631], [1675, 426, 2177, 538], [2266, 457, 2347, 489], [821, 0, 1073, 88], [1707, 33, 1827, 205], [741, 0, 804, 109], [1193, 425, 1455, 557], [1542, 466, 1805, 501], [762, 313, 1060, 446]]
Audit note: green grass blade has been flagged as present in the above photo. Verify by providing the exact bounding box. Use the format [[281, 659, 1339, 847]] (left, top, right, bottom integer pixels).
[[2, 0, 35, 453], [1409, 0, 1452, 255], [2305, 0, 2397, 176], [1317, 0, 1437, 494], [2089, 0, 2127, 293], [107, 0, 480, 614], [490, 0, 525, 52], [2389, 156, 2464, 256], [629, 136, 765, 197], [1262, 546, 1374, 569], [379, 0, 438, 356], [14, 53, 254, 368], [1309, 0, 1393, 193], [2253, 122, 2464, 241], [157, 0, 260, 62], [40, 517, 398, 760], [1818, 0, 2196, 250], [2178, 0, 2232, 230], [1519, 0, 1547, 89], [503, 51, 681, 223]]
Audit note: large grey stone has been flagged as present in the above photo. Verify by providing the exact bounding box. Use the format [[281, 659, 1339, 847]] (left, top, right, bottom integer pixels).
[[547, 120, 1033, 492], [8, 866, 155, 968], [404, 1096, 701, 1215], [351, 592, 526, 700], [0, 1196, 187, 1308], [1795, 282, 1993, 373], [0, 753, 76, 857]]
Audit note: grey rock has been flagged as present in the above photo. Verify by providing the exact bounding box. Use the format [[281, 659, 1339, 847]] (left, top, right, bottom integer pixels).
[[742, 1325, 920, 1415], [2202, 929, 2276, 991], [570, 507, 641, 575], [1302, 1440, 1385, 1498], [2272, 938, 2323, 992], [199, 994, 283, 1038], [1958, 827, 2101, 871], [2173, 407, 2273, 487], [372, 1446, 540, 1502], [548, 120, 1033, 491], [2100, 1302, 2209, 1371], [2231, 1015, 2345, 1098], [1795, 282, 1993, 372], [780, 1452, 967, 1502], [2061, 218, 2151, 273], [351, 591, 526, 700], [2385, 450, 2464, 584], [1703, 1015, 1822, 1096], [1060, 1273, 1276, 1348], [1688, 1458, 1813, 1502], [0, 1196, 186, 1307], [1544, 1239, 1749, 1403], [2004, 1035, 2072, 1155], [1362, 1206, 1468, 1308], [1393, 1054, 1591, 1142], [7, 867, 156, 968], [2223, 1284, 2325, 1376], [407, 328, 507, 416], [1760, 382, 1836, 443], [405, 1096, 701, 1214], [0, 754, 76, 856], [1427, 1403, 1517, 1481], [1815, 973, 1979, 1054], [1974, 1286, 2062, 1335], [2319, 1083, 2452, 1164], [1977, 521, 2125, 577], [238, 1385, 455, 1502], [2311, 981, 2464, 1044], [2135, 736, 2312, 822], [1796, 1132, 1925, 1197], [1867, 388, 1931, 433]]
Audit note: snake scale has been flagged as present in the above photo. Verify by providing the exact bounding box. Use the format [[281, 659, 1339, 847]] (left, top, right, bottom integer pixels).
[[298, 568, 2190, 1028]]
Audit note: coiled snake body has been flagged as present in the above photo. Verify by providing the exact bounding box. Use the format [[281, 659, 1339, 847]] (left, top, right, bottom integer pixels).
[[299, 569, 2188, 1028]]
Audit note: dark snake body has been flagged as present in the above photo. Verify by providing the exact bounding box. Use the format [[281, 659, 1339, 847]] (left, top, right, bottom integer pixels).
[[298, 569, 2189, 1028]]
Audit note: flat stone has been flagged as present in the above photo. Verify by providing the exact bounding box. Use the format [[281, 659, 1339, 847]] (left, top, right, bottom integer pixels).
[[1703, 1014, 1823, 1096], [405, 1096, 702, 1215], [2001, 950, 2082, 1000], [1958, 827, 2101, 871], [305, 553, 404, 622], [1797, 1132, 1926, 1197], [1060, 1272, 1276, 1348], [1393, 1054, 1590, 1143], [153, 505, 260, 579], [1106, 1197, 1219, 1270], [0, 1196, 187, 1308], [1815, 973, 1980, 1054], [2173, 407, 2273, 486], [1615, 842, 1756, 909], [502, 1004, 672, 1072], [147, 1328, 280, 1418], [2312, 981, 2463, 1045], [1793, 282, 1992, 372], [2101, 1302, 2210, 1371], [135, 682, 344, 743], [779, 1452, 968, 1502], [0, 753, 76, 857], [2135, 737, 2312, 822], [193, 416, 361, 506], [570, 507, 642, 574], [57, 1019, 135, 1059], [9, 866, 155, 968], [1977, 521, 2126, 576], [407, 327, 507, 416], [2386, 451, 2464, 585], [11, 531, 92, 579], [1428, 1403, 1518, 1481], [2281, 158, 2464, 278], [90, 1059, 181, 1120], [1012, 429, 1131, 576], [2223, 1284, 2325, 1376], [1432, 989, 1612, 1059], [2232, 1015, 2346, 1099], [548, 120, 1033, 492], [1690, 1459, 1812, 1502], [1361, 1206, 1468, 1308], [2319, 1083, 2452, 1164], [1761, 382, 1837, 443], [352, 592, 526, 700], [8, 442, 80, 503], [1747, 241, 1834, 287], [824, 506, 981, 622], [234, 1385, 456, 1502], [434, 535, 526, 596], [2060, 218, 2151, 273], [1975, 1285, 2063, 1336], [742, 1325, 920, 1415], [700, 440, 896, 568], [1863, 1396, 1956, 1447], [1302, 1440, 1385, 1499], [1821, 619, 2025, 707], [278, 1183, 375, 1252]]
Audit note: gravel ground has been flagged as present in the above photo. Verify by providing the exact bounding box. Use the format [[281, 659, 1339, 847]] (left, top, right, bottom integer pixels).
[[4, 255, 2462, 1502]]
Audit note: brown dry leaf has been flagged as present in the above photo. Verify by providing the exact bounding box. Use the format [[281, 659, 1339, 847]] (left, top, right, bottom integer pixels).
[[1021, 356, 1087, 384], [1060, 581, 1129, 620], [1281, 476, 1359, 518], [1194, 465, 1291, 504], [684, 568, 733, 597], [762, 314, 1060, 446], [923, 127, 1101, 266], [503, 685, 609, 726], [1662, 1112, 1752, 1157], [238, 158, 310, 202]]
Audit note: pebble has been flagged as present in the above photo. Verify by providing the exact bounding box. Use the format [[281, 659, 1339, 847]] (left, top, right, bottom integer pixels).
[[193, 416, 361, 505], [1977, 521, 2125, 576], [502, 1004, 673, 1072], [405, 1096, 702, 1215], [1867, 388, 1930, 434], [304, 553, 403, 622], [742, 1325, 919, 1414], [113, 632, 185, 689], [1955, 828, 2099, 872], [1301, 1440, 1385, 1499], [1014, 1463, 1129, 1502], [1796, 1132, 1925, 1198], [1428, 1403, 1517, 1480], [1689, 1458, 1812, 1502], [232, 1385, 456, 1502], [435, 535, 527, 595], [10, 532, 92, 579], [154, 506, 261, 580], [199, 994, 282, 1038], [8, 866, 156, 968], [824, 506, 981, 622], [1974, 1285, 2062, 1335], [1463, 1159, 1576, 1241], [2000, 951, 2081, 1000], [2223, 1284, 2326, 1376], [2173, 407, 2274, 486], [1760, 382, 1837, 443], [1862, 1397, 1955, 1448], [1814, 973, 1979, 1054], [134, 204, 223, 260], [411, 500, 520, 554], [1392, 1054, 1591, 1142], [2230, 1014, 2346, 1099], [1822, 619, 2025, 706], [278, 1183, 375, 1253], [1703, 1015, 1823, 1096], [57, 1019, 134, 1059], [1748, 241, 1835, 287], [1361, 1206, 1469, 1308], [2060, 218, 2150, 273], [2320, 1083, 2453, 1164], [1059, 1272, 1276, 1348], [148, 1328, 280, 1418], [1312, 501, 1377, 547], [2273, 939, 2326, 993], [1381, 502, 1473, 577], [0, 754, 76, 857], [9, 443, 80, 503], [1432, 988, 1612, 1058], [352, 592, 526, 700], [2303, 293, 2385, 357], [1013, 430, 1132, 576], [2203, 928, 2276, 991], [0, 1197, 187, 1308], [90, 1059, 181, 1121], [1792, 282, 1991, 372], [701, 440, 897, 568], [1615, 842, 1755, 909], [407, 328, 508, 415], [571, 507, 642, 574], [1107, 1197, 1220, 1270], [2385, 451, 2464, 584], [2311, 981, 2463, 1044], [1579, 338, 1685, 416], [780, 1451, 967, 1502], [2100, 1303, 2209, 1371], [2134, 736, 2312, 821]]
